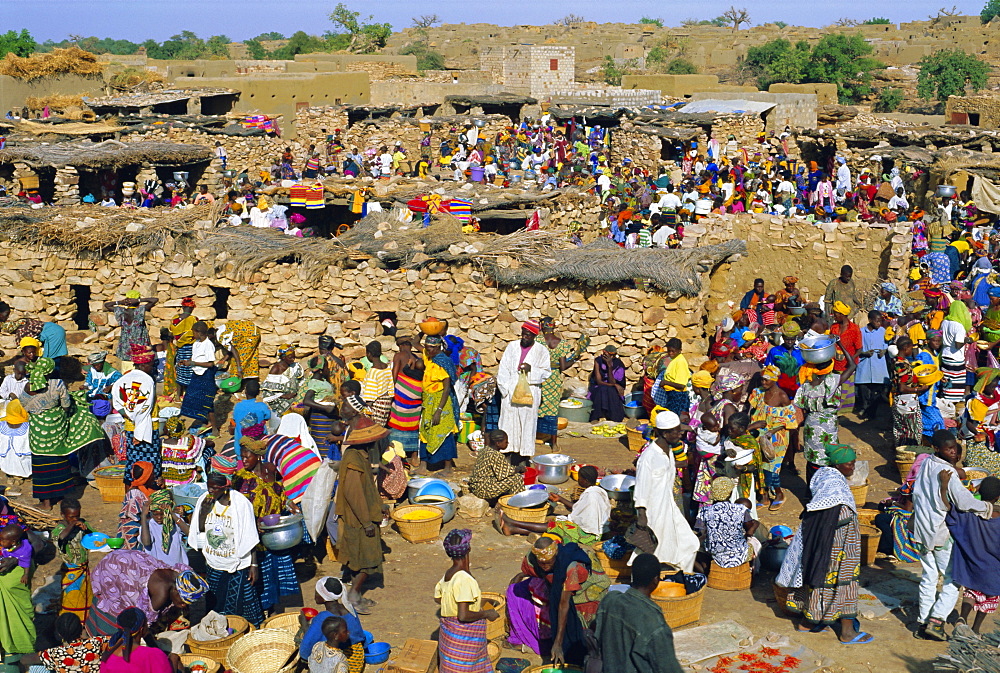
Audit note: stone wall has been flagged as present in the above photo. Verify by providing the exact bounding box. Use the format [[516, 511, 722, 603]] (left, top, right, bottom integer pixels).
[[479, 45, 575, 96], [945, 93, 1000, 129], [689, 92, 818, 131]]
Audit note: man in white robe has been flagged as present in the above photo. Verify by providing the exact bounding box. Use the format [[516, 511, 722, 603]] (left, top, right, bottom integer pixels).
[[632, 410, 699, 572], [496, 321, 551, 460]]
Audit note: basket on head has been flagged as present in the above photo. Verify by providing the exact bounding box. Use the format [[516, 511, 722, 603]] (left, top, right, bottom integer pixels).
[[625, 426, 645, 453], [261, 612, 302, 632], [859, 524, 881, 566], [707, 561, 751, 591], [391, 504, 444, 543], [186, 615, 253, 662], [650, 584, 706, 629], [226, 628, 296, 673], [498, 495, 549, 524], [481, 591, 508, 641], [93, 465, 127, 504], [178, 655, 221, 673]]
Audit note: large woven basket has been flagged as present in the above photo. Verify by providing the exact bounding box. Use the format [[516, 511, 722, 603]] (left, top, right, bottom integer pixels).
[[498, 495, 549, 524], [179, 654, 221, 673], [625, 426, 646, 453], [707, 561, 751, 591], [481, 591, 508, 641], [261, 611, 302, 632], [896, 459, 915, 481], [93, 465, 127, 504], [391, 504, 444, 543], [856, 508, 879, 527], [488, 640, 502, 665], [226, 628, 297, 673], [859, 524, 881, 566], [187, 615, 253, 661], [772, 583, 792, 614], [850, 481, 869, 508], [594, 547, 630, 581], [651, 585, 706, 629]]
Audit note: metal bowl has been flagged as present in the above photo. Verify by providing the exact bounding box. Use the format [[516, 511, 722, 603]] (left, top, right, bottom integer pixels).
[[412, 494, 456, 523], [406, 477, 443, 501], [787, 306, 806, 315], [599, 474, 636, 501], [259, 513, 304, 551], [936, 184, 957, 198], [532, 454, 574, 484], [799, 334, 839, 364], [507, 490, 551, 508]]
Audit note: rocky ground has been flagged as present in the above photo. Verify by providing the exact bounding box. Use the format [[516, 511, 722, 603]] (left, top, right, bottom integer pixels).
[[24, 407, 970, 673]]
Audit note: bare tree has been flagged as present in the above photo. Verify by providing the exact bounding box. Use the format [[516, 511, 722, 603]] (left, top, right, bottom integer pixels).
[[555, 14, 587, 26], [411, 14, 439, 29], [721, 6, 751, 31], [929, 5, 959, 25], [834, 17, 860, 26]]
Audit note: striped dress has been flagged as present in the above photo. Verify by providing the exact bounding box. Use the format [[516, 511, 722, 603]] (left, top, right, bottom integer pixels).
[[387, 367, 423, 454], [265, 435, 321, 504]]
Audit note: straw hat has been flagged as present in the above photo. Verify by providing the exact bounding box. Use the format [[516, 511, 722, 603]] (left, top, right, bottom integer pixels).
[[346, 417, 389, 445]]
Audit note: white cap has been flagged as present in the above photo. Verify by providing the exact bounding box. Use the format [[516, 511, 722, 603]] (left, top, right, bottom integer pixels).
[[655, 410, 681, 430]]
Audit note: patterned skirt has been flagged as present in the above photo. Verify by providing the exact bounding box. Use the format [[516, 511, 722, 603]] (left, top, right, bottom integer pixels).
[[837, 378, 856, 416], [175, 344, 194, 387], [206, 566, 264, 627], [257, 549, 301, 611], [438, 617, 491, 673], [536, 415, 558, 436], [940, 359, 967, 402], [32, 453, 74, 500], [60, 564, 92, 623], [369, 393, 393, 428], [180, 368, 217, 423], [388, 372, 422, 432], [123, 430, 161, 487], [786, 511, 860, 625]]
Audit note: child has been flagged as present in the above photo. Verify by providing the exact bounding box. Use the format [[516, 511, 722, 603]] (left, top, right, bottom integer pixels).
[[721, 413, 761, 508], [377, 440, 407, 503], [694, 477, 760, 573], [308, 615, 351, 673], [51, 499, 93, 621], [139, 492, 189, 566], [942, 472, 1000, 633], [692, 412, 722, 507], [0, 522, 36, 656]]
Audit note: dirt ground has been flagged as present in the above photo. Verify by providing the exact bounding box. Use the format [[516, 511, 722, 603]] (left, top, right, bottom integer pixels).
[[28, 408, 963, 673]]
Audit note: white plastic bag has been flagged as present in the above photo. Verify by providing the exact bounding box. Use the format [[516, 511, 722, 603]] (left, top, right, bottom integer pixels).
[[301, 459, 337, 541]]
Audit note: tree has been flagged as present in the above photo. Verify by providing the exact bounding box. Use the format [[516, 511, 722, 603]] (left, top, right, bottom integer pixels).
[[400, 42, 444, 71], [245, 39, 269, 60], [555, 14, 586, 25], [742, 38, 810, 88], [601, 56, 638, 85], [681, 16, 728, 27], [665, 58, 698, 74], [804, 33, 882, 102], [929, 5, 959, 26], [774, 21, 788, 28], [328, 3, 391, 53], [917, 49, 990, 101], [253, 31, 285, 41], [270, 31, 327, 59], [834, 18, 860, 27], [863, 17, 892, 24], [873, 87, 904, 112], [721, 6, 751, 31], [982, 0, 1000, 23], [205, 35, 232, 58], [0, 29, 36, 58], [639, 17, 664, 27], [411, 15, 439, 29]]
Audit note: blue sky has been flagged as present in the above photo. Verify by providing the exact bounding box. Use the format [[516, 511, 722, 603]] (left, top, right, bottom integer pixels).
[[7, 0, 983, 42]]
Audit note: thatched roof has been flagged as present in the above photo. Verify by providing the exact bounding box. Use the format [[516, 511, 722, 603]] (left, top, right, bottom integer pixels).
[[0, 206, 746, 295], [443, 93, 537, 107], [0, 139, 212, 169]]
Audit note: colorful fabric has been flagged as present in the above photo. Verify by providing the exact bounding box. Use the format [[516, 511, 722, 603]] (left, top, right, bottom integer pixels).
[[265, 434, 320, 504], [795, 372, 841, 466], [148, 489, 176, 554], [161, 433, 205, 485], [0, 566, 35, 654], [438, 617, 491, 673], [117, 488, 149, 550], [205, 566, 264, 626], [123, 429, 161, 488], [468, 444, 522, 500], [784, 505, 860, 625], [173, 343, 193, 388], [180, 368, 217, 423], [38, 635, 110, 673], [32, 453, 74, 500], [90, 550, 192, 628], [112, 306, 150, 362], [539, 339, 573, 417], [388, 370, 423, 432], [420, 353, 460, 456], [304, 183, 325, 209], [257, 548, 301, 611], [60, 564, 92, 623], [697, 501, 750, 568]]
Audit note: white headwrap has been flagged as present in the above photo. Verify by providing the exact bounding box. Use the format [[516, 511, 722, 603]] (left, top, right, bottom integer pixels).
[[315, 576, 357, 617], [805, 467, 856, 513]]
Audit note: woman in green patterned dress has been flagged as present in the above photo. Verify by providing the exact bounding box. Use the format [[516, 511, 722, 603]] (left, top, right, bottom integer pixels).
[[538, 318, 586, 451]]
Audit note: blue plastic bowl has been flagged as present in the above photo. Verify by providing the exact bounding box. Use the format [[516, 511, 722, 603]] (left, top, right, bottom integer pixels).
[[365, 642, 391, 664], [414, 480, 454, 501], [363, 631, 374, 647]]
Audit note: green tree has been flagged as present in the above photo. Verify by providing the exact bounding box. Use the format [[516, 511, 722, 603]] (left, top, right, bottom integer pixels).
[[205, 35, 232, 58], [253, 31, 285, 41], [270, 31, 327, 59], [245, 39, 270, 60], [983, 0, 1000, 23], [639, 17, 664, 27], [774, 21, 788, 28], [665, 58, 697, 74], [804, 33, 882, 103], [328, 3, 391, 53], [917, 49, 990, 101], [863, 17, 892, 24], [742, 38, 810, 88], [601, 56, 638, 85], [873, 87, 904, 111], [400, 42, 445, 71], [0, 29, 37, 58]]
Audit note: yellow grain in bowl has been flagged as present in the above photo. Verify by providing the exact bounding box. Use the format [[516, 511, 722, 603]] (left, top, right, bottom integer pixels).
[[399, 510, 440, 521]]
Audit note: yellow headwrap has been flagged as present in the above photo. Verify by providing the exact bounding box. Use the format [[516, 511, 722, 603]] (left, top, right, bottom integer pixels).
[[4, 399, 27, 425], [19, 337, 41, 350], [831, 301, 851, 316], [691, 371, 715, 388]]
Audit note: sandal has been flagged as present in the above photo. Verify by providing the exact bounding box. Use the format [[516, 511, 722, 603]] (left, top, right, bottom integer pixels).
[[840, 632, 874, 644], [768, 500, 785, 512]]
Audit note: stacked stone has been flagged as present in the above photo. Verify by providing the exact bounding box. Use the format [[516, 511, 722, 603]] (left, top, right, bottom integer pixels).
[[53, 167, 80, 206]]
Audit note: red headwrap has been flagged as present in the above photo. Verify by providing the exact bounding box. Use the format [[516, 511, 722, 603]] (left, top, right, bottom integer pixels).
[[710, 341, 732, 357], [181, 296, 196, 308], [522, 321, 541, 335], [130, 343, 155, 364]]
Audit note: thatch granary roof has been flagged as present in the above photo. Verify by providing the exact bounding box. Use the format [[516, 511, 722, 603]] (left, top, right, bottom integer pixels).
[[0, 139, 213, 169]]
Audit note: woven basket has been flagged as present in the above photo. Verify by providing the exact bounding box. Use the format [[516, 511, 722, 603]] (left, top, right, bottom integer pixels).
[[19, 175, 39, 190], [261, 612, 302, 632], [488, 640, 502, 665], [498, 495, 549, 524], [179, 655, 221, 673], [859, 524, 881, 566], [226, 628, 296, 673], [625, 426, 646, 453], [850, 481, 869, 507], [651, 585, 706, 629], [391, 504, 444, 543], [772, 583, 792, 614], [594, 547, 631, 581], [856, 508, 879, 527], [93, 465, 126, 504], [896, 459, 915, 481], [481, 591, 508, 642], [707, 561, 751, 591], [187, 615, 253, 661]]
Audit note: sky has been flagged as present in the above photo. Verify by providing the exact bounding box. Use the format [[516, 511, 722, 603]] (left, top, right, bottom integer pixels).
[[6, 0, 983, 42]]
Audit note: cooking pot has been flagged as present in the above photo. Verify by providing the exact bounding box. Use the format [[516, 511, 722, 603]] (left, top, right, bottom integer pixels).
[[473, 119, 485, 128], [532, 454, 574, 484], [799, 334, 839, 364], [759, 542, 789, 572], [259, 513, 304, 551], [599, 474, 636, 502], [412, 494, 456, 523], [936, 184, 957, 198]]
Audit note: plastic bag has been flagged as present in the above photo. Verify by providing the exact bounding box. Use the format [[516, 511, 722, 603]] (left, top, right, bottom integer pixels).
[[301, 459, 337, 541], [511, 372, 533, 405]]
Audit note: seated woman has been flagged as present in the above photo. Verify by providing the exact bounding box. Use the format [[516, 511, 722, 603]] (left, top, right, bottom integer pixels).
[[694, 477, 760, 572], [588, 346, 625, 423], [467, 430, 523, 504], [100, 608, 173, 673], [299, 577, 366, 673], [23, 613, 110, 673], [505, 533, 610, 665], [118, 462, 158, 551], [495, 466, 611, 548], [85, 549, 208, 637]]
